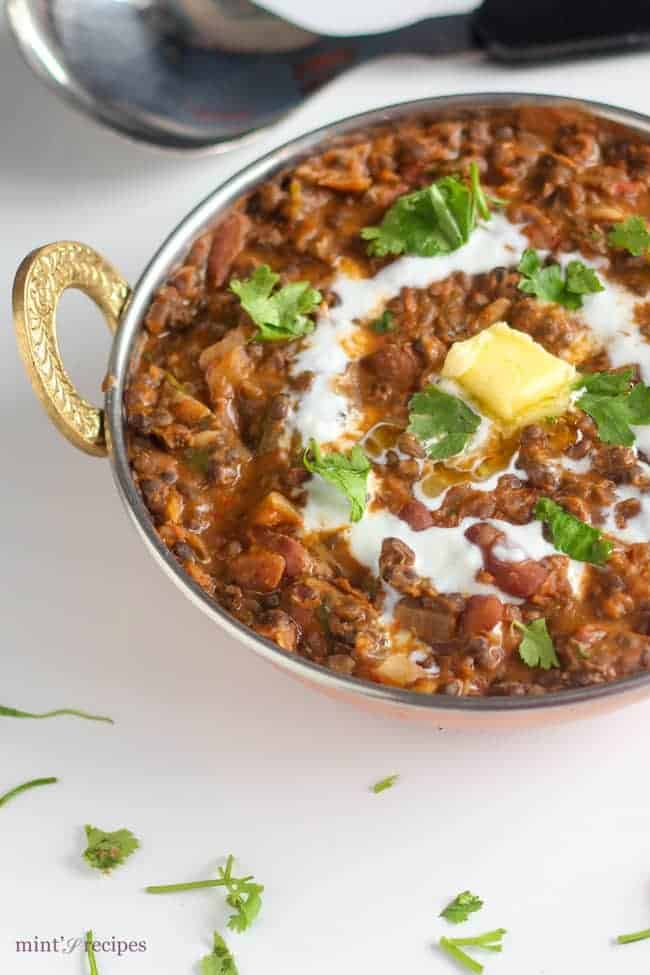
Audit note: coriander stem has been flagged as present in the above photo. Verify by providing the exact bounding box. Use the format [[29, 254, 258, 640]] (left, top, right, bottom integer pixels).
[[371, 774, 399, 794], [617, 928, 650, 944], [439, 938, 483, 974], [86, 930, 99, 975], [0, 777, 58, 808], [145, 879, 229, 894], [451, 943, 502, 953], [451, 929, 506, 948], [0, 705, 113, 723]]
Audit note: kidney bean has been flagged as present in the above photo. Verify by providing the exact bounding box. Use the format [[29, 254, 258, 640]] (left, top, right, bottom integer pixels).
[[461, 595, 504, 635]]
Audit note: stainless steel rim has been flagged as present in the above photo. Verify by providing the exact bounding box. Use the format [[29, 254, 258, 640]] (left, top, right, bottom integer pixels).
[[105, 91, 650, 714]]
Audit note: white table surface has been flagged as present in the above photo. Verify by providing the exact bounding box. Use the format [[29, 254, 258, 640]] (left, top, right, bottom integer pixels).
[[4, 11, 650, 973]]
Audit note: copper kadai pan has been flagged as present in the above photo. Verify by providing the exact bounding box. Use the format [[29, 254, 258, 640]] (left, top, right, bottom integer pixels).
[[13, 92, 650, 729]]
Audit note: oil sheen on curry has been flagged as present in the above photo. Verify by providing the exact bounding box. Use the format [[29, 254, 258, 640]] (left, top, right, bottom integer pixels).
[[126, 105, 650, 698]]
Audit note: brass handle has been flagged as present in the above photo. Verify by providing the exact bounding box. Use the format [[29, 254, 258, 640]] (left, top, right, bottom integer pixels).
[[13, 242, 131, 457]]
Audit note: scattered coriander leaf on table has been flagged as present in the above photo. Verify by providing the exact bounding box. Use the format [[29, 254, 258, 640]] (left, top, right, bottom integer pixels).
[[369, 309, 396, 333], [361, 162, 497, 258], [146, 855, 264, 933], [440, 891, 484, 924], [0, 704, 113, 723], [230, 264, 321, 342], [226, 886, 263, 933], [303, 439, 371, 522], [200, 932, 239, 974], [221, 856, 264, 933], [513, 618, 560, 670], [371, 774, 399, 794], [608, 215, 650, 256], [517, 248, 603, 309], [407, 386, 481, 460], [535, 496, 612, 564], [0, 776, 58, 808], [617, 928, 650, 945], [83, 825, 139, 872], [85, 931, 100, 975]]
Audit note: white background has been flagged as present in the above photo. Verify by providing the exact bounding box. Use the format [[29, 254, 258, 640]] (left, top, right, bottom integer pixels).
[[4, 6, 650, 974]]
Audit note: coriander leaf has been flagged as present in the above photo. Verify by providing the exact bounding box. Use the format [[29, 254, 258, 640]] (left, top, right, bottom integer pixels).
[[407, 386, 481, 460], [608, 216, 650, 256], [200, 932, 239, 975], [83, 825, 139, 873], [0, 776, 58, 808], [519, 258, 575, 306], [303, 439, 371, 522], [513, 619, 560, 670], [535, 497, 612, 564], [371, 774, 399, 794], [517, 249, 603, 310], [517, 246, 541, 278], [146, 855, 264, 934], [218, 855, 264, 934], [565, 260, 605, 296], [271, 282, 322, 338], [440, 891, 484, 924], [576, 392, 636, 446], [361, 162, 494, 258], [0, 704, 113, 723], [231, 264, 278, 321], [361, 184, 458, 257], [86, 931, 100, 975], [574, 368, 634, 396], [370, 310, 396, 334], [617, 928, 650, 945], [627, 381, 650, 424], [573, 369, 650, 445], [230, 265, 321, 342], [226, 886, 263, 933]]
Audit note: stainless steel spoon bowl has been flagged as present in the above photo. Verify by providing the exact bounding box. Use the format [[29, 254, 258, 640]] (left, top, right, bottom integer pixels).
[[8, 0, 650, 152], [6, 0, 473, 152]]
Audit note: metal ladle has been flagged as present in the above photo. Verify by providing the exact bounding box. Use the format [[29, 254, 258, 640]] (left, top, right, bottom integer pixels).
[[9, 0, 650, 153], [6, 0, 475, 152]]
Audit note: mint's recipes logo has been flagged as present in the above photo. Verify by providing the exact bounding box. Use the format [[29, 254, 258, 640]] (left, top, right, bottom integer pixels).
[[16, 935, 147, 956]]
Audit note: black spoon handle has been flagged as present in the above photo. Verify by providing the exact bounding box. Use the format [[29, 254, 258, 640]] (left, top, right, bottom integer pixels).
[[286, 0, 650, 95], [474, 0, 650, 61], [285, 16, 471, 95]]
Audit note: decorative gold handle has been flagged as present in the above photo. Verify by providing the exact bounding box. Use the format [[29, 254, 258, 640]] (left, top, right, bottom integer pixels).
[[13, 242, 131, 457]]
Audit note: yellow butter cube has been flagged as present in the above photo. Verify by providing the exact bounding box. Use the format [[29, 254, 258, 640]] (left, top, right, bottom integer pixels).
[[442, 322, 576, 426]]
